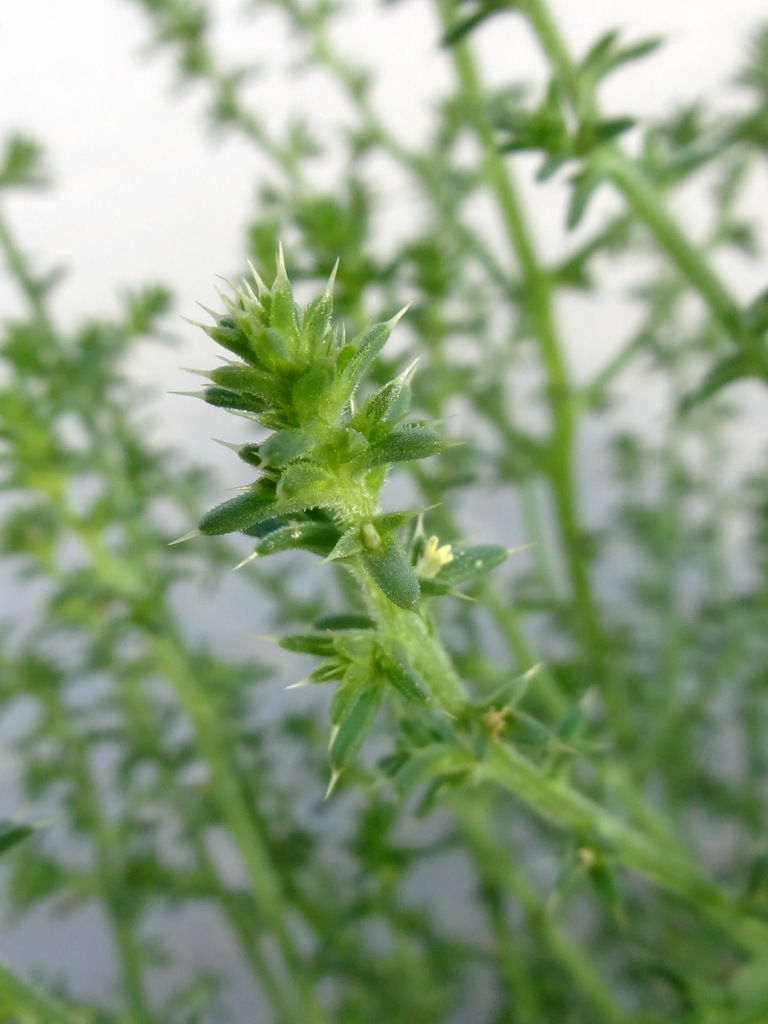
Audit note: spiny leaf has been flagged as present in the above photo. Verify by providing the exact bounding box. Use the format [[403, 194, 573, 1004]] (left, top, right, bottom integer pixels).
[[330, 670, 369, 728], [202, 387, 268, 415], [208, 363, 285, 404], [279, 634, 336, 657], [301, 265, 336, 354], [362, 426, 445, 468], [350, 359, 418, 438], [258, 429, 318, 468], [361, 543, 421, 610], [309, 660, 346, 683], [476, 665, 540, 712], [276, 461, 331, 502], [199, 491, 277, 535], [325, 524, 366, 562], [333, 310, 407, 409], [330, 684, 383, 771], [0, 821, 35, 857], [197, 316, 257, 363], [314, 613, 376, 631], [254, 520, 340, 557], [292, 359, 336, 412], [380, 643, 432, 707], [437, 544, 509, 584]]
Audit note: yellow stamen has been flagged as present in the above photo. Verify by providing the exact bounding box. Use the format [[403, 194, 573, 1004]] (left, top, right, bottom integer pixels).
[[416, 535, 454, 578]]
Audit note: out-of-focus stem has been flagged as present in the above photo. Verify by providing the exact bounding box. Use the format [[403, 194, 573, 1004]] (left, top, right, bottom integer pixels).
[[520, 0, 768, 378], [0, 961, 84, 1024], [434, 0, 606, 672], [482, 742, 768, 957], [453, 796, 634, 1024]]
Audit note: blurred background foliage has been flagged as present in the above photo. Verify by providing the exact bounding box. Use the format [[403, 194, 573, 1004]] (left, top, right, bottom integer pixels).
[[2, 1, 768, 1021]]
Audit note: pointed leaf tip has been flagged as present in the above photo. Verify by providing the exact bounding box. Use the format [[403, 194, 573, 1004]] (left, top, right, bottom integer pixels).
[[169, 529, 201, 546], [325, 769, 342, 799], [214, 272, 237, 291], [233, 551, 259, 571], [387, 302, 412, 329], [246, 259, 269, 297], [326, 257, 340, 294], [195, 301, 219, 320], [181, 315, 208, 329], [276, 240, 288, 280], [402, 355, 421, 383], [506, 541, 536, 556]]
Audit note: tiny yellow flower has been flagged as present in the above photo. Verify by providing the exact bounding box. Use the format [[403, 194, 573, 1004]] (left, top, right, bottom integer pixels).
[[416, 535, 454, 579], [481, 705, 509, 743]]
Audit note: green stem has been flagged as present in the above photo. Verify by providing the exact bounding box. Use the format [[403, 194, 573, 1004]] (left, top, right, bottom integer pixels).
[[0, 203, 326, 1023], [0, 961, 83, 1024], [521, 0, 768, 376], [0, 206, 54, 334], [35, 525, 314, 1023], [190, 834, 298, 1023], [354, 564, 468, 716], [520, 478, 564, 600], [118, 670, 300, 1021], [142, 631, 326, 1024], [481, 742, 768, 957], [43, 687, 154, 1022], [434, 0, 603, 660], [596, 150, 744, 335], [354, 534, 762, 957], [477, 881, 545, 1020], [452, 796, 634, 1024], [72, 505, 324, 1020], [478, 583, 700, 852]]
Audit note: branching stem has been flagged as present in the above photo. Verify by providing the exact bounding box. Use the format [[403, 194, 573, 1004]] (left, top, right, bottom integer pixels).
[[520, 0, 768, 377]]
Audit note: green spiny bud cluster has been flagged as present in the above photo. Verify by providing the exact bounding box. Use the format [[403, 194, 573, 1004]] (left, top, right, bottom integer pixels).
[[185, 249, 452, 605], [184, 252, 511, 786]]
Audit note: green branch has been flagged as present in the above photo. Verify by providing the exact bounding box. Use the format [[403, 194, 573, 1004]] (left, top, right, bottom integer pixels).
[[482, 742, 768, 957], [520, 0, 768, 377], [0, 961, 84, 1024], [433, 0, 605, 662]]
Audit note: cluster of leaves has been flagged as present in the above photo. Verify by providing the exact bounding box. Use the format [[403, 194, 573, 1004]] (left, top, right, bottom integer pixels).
[[183, 259, 512, 786]]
